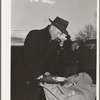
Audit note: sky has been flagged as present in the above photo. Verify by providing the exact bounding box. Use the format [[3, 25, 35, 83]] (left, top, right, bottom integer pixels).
[[11, 0, 97, 39]]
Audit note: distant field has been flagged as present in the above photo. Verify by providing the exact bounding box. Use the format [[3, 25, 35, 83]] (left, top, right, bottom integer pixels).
[[11, 30, 29, 46]]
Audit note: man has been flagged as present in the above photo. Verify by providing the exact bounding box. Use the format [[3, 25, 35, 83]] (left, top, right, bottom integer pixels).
[[55, 35, 73, 77], [62, 40, 90, 77], [73, 41, 96, 84], [71, 41, 91, 73], [60, 40, 78, 77], [24, 16, 70, 100]]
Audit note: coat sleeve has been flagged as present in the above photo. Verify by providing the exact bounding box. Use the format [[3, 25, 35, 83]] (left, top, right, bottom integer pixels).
[[24, 30, 44, 79]]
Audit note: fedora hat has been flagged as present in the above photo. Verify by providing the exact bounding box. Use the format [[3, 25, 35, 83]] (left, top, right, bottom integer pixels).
[[49, 16, 69, 35]]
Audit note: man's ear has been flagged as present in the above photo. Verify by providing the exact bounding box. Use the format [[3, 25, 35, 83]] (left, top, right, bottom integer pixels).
[[50, 25, 55, 31]]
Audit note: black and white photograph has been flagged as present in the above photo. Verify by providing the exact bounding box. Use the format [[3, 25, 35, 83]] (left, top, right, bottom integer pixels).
[[1, 0, 99, 100]]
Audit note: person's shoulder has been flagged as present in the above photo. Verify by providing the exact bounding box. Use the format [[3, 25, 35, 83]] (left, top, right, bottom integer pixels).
[[26, 29, 42, 39], [28, 29, 41, 36], [25, 26, 49, 40]]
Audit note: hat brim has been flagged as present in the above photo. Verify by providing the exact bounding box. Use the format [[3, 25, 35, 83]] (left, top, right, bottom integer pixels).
[[49, 18, 68, 35], [49, 18, 53, 23]]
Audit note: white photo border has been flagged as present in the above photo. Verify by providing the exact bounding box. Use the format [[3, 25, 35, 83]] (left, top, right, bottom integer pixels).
[[1, 0, 99, 100]]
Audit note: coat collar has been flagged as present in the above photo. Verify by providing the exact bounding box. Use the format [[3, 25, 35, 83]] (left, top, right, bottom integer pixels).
[[41, 25, 51, 40]]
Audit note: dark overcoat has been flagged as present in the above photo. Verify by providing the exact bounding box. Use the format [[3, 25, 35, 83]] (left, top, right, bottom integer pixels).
[[24, 25, 60, 78], [23, 26, 61, 100], [74, 44, 91, 72], [11, 26, 65, 100]]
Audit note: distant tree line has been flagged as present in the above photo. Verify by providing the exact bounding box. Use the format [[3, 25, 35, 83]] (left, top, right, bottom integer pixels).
[[75, 23, 96, 42]]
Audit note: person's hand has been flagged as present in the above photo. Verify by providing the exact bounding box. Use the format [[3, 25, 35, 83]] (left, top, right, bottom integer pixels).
[[40, 75, 58, 84], [44, 72, 50, 76], [57, 34, 67, 46], [58, 34, 67, 41]]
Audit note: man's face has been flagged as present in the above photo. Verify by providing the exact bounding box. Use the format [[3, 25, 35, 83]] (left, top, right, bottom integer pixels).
[[71, 42, 78, 51], [49, 25, 67, 41], [49, 25, 63, 39]]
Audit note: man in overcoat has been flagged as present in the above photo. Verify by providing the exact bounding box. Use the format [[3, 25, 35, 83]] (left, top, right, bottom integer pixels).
[[24, 16, 71, 100], [71, 41, 91, 73]]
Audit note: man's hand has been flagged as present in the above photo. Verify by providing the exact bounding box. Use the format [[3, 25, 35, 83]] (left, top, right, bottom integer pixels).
[[40, 75, 58, 84], [37, 72, 57, 84], [58, 34, 67, 41], [57, 34, 67, 46]]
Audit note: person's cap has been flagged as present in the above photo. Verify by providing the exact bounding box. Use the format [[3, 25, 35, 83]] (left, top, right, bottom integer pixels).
[[49, 16, 69, 35]]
